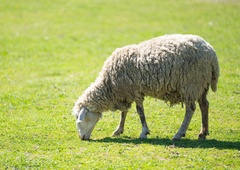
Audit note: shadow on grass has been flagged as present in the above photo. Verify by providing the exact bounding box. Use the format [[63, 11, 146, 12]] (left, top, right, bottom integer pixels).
[[92, 137, 240, 150]]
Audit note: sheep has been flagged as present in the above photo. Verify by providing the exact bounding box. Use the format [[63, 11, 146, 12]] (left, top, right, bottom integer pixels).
[[72, 34, 219, 140]]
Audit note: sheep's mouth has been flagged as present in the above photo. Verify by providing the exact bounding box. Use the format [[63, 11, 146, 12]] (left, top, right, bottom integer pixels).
[[79, 134, 91, 140], [80, 134, 85, 140]]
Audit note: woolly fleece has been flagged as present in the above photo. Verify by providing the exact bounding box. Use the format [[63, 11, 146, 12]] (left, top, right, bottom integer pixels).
[[74, 34, 219, 114]]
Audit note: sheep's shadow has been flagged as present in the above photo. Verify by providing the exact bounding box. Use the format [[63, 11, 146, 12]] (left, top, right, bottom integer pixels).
[[92, 137, 240, 150]]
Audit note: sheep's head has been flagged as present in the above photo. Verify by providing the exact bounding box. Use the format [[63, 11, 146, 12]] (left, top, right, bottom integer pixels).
[[74, 106, 101, 140]]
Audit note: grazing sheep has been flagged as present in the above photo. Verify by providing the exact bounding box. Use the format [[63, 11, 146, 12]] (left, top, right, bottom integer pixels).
[[72, 34, 219, 140]]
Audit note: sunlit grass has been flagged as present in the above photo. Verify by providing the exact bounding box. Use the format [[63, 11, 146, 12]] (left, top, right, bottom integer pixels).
[[0, 0, 239, 169]]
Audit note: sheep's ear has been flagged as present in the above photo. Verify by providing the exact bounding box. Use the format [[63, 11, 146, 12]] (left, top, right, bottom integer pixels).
[[77, 107, 88, 122]]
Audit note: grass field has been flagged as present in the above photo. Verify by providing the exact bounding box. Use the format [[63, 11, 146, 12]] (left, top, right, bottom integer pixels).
[[0, 0, 239, 169]]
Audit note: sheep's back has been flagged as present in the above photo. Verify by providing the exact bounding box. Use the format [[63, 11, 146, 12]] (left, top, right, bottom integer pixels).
[[102, 34, 218, 105]]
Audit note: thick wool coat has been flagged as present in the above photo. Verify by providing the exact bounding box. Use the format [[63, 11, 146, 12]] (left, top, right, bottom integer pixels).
[[74, 34, 219, 114]]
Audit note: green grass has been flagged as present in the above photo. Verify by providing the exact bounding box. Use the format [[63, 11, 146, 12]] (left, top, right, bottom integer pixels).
[[0, 0, 239, 169]]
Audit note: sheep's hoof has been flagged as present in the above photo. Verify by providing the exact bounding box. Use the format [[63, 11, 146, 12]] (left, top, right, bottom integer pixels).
[[112, 133, 121, 137], [139, 131, 149, 139], [198, 133, 207, 140], [112, 130, 123, 137], [172, 133, 185, 141], [139, 135, 148, 139], [198, 131, 209, 140], [172, 137, 181, 141]]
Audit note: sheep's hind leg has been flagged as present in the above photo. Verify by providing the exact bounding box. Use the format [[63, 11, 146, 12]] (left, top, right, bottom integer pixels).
[[136, 104, 150, 139], [198, 91, 209, 139], [112, 111, 127, 137], [173, 102, 196, 140]]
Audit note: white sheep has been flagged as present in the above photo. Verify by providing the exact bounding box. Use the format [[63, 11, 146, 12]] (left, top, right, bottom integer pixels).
[[73, 34, 219, 140]]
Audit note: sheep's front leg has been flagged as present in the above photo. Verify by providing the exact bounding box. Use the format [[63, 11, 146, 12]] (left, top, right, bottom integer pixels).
[[173, 102, 196, 140], [136, 105, 150, 139], [198, 91, 209, 139], [112, 111, 127, 136]]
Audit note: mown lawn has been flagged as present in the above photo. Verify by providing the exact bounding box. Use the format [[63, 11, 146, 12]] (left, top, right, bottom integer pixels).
[[0, 0, 239, 169]]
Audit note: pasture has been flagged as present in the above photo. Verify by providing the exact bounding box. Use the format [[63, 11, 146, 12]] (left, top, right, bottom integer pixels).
[[0, 0, 239, 169]]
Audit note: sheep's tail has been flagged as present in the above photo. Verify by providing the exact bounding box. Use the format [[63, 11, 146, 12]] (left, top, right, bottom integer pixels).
[[210, 53, 220, 92]]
